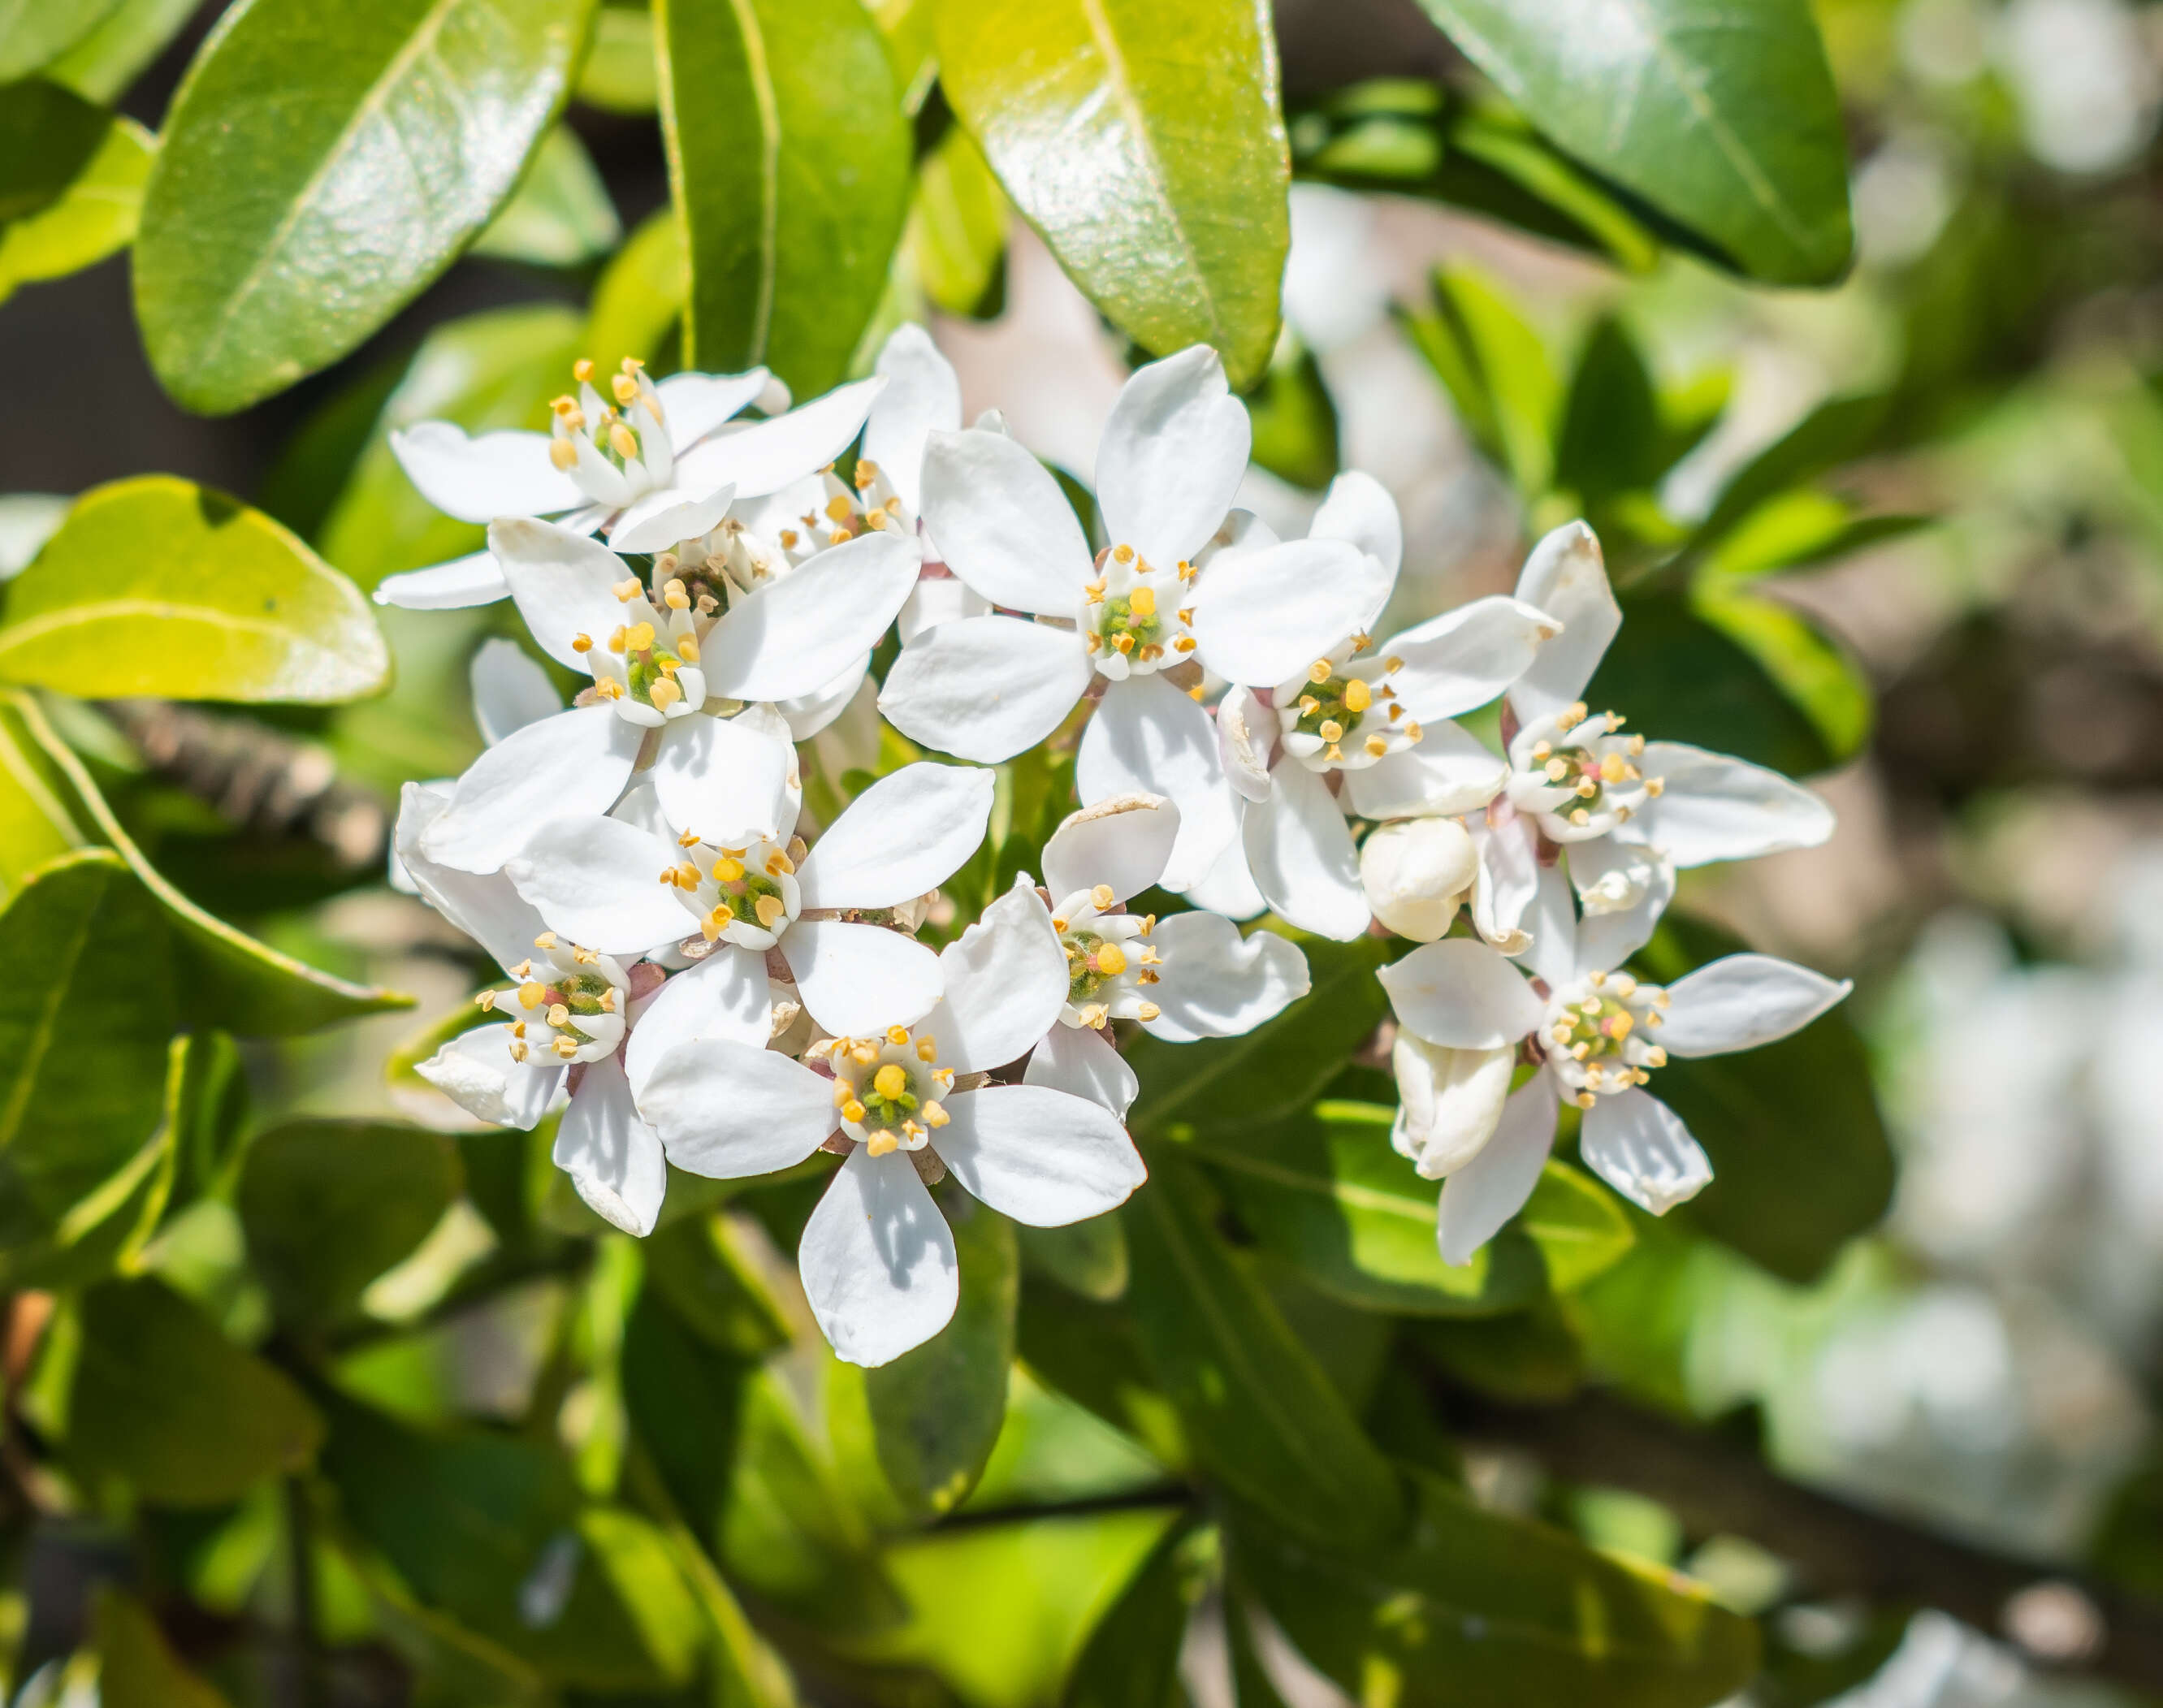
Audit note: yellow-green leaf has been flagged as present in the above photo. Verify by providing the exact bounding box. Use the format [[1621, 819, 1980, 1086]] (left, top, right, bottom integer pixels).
[[573, 2, 657, 113], [0, 0, 122, 80], [0, 101, 151, 303], [474, 123, 621, 267]]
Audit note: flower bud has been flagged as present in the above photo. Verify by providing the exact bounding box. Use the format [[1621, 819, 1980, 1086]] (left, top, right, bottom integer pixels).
[[1361, 817, 1477, 940], [1391, 1033, 1513, 1180]]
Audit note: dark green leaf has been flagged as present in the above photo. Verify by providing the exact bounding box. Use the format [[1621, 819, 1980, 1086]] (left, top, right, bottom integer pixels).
[[0, 77, 110, 220], [0, 0, 119, 81], [640, 1211, 790, 1358], [42, 0, 195, 102], [937, 0, 1291, 389], [1690, 393, 1890, 553], [1015, 1283, 1189, 1470], [1407, 1299, 1585, 1402], [1691, 582, 1872, 767], [0, 106, 149, 300], [1555, 316, 1663, 504], [1019, 1215, 1129, 1301], [94, 1586, 231, 1708], [1399, 266, 1557, 497], [472, 123, 621, 266], [134, 0, 596, 413], [1246, 341, 1340, 491], [1062, 1516, 1203, 1708], [1521, 1159, 1634, 1291]]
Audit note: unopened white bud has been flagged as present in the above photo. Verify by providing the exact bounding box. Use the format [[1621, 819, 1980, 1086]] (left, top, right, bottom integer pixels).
[[1361, 818, 1477, 941], [1390, 1035, 1513, 1180]]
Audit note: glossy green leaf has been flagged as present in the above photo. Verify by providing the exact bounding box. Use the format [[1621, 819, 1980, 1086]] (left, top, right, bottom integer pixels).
[[937, 0, 1291, 389], [70, 1277, 324, 1504], [906, 121, 1010, 320], [133, 0, 596, 413], [655, 0, 911, 396], [583, 206, 686, 379], [1019, 1214, 1129, 1302], [573, 2, 656, 112], [43, 0, 196, 102], [1520, 1160, 1636, 1291], [1237, 1468, 1758, 1706], [0, 0, 119, 80], [0, 478, 389, 703], [0, 106, 152, 303], [1062, 1516, 1203, 1708], [1123, 1153, 1399, 1547], [1411, 0, 1852, 285], [0, 703, 95, 903], [94, 1587, 233, 1708], [0, 78, 110, 221], [1399, 266, 1557, 497], [474, 124, 621, 266], [1692, 582, 1873, 767], [1247, 340, 1340, 491]]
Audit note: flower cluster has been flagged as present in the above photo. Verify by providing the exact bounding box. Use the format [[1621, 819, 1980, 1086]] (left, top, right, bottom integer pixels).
[[388, 325, 1848, 1364]]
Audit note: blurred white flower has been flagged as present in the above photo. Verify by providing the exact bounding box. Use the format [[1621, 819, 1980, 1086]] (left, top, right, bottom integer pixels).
[[1998, 0, 2161, 175]]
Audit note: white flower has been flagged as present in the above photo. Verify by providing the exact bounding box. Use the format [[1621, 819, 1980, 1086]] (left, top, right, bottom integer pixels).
[[375, 354, 884, 609], [1377, 868, 1852, 1263], [631, 878, 1147, 1365], [1360, 817, 1478, 942], [880, 347, 1391, 888]]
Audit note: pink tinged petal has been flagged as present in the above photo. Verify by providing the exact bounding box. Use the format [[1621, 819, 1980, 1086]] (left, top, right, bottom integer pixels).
[[419, 706, 642, 876], [1521, 862, 1580, 991], [777, 653, 872, 742], [801, 1148, 958, 1367], [796, 761, 994, 910], [489, 517, 634, 671], [1188, 538, 1387, 685], [936, 877, 1069, 1074], [1509, 521, 1616, 721], [395, 782, 552, 971], [1095, 345, 1251, 566], [1658, 954, 1851, 1057], [1438, 1074, 1558, 1265], [867, 323, 963, 513], [1309, 469, 1403, 586], [1571, 849, 1675, 979], [1078, 677, 1236, 891], [897, 574, 992, 647], [470, 638, 561, 746], [623, 945, 771, 1100], [1469, 815, 1538, 953], [668, 375, 885, 498], [374, 550, 509, 609], [1633, 742, 1836, 866], [639, 1041, 837, 1177], [919, 428, 1092, 614], [553, 1055, 668, 1236], [698, 530, 919, 701], [416, 1024, 565, 1130], [1185, 825, 1267, 921], [650, 711, 799, 848], [1379, 937, 1545, 1049], [1579, 1087, 1711, 1215], [607, 481, 738, 554], [1343, 724, 1508, 819], [785, 919, 945, 1036], [1026, 1024, 1139, 1121], [1384, 597, 1561, 720], [1239, 759, 1368, 940], [1138, 913, 1309, 1042], [388, 422, 584, 524], [504, 816, 691, 956], [880, 616, 1092, 763], [653, 367, 772, 448], [931, 1084, 1145, 1226], [1042, 793, 1179, 905]]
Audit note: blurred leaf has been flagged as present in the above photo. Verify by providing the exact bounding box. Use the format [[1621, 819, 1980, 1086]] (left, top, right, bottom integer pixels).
[[1019, 1215, 1129, 1301], [1226, 1593, 1291, 1708], [0, 704, 95, 904], [641, 1211, 789, 1358], [1555, 316, 1662, 506], [93, 1586, 232, 1708], [42, 0, 194, 102], [1407, 1299, 1585, 1402], [1701, 490, 1931, 582], [1521, 1159, 1634, 1291], [238, 1121, 463, 1327], [1400, 266, 1557, 497], [1689, 393, 1889, 554], [0, 0, 120, 80], [937, 0, 1290, 389], [656, 0, 911, 396], [1062, 1516, 1203, 1708], [584, 206, 686, 380], [0, 77, 110, 220], [1691, 582, 1872, 767], [875, 0, 935, 112], [473, 123, 621, 266], [133, 0, 595, 413], [906, 121, 1010, 321], [71, 1277, 323, 1504], [1124, 1153, 1400, 1547], [0, 478, 390, 703], [362, 1566, 552, 1708], [573, 2, 656, 113], [0, 101, 152, 303], [1246, 340, 1340, 491], [1015, 1284, 1188, 1470], [170, 1028, 250, 1204], [1411, 0, 1851, 285], [1236, 1467, 1759, 1706]]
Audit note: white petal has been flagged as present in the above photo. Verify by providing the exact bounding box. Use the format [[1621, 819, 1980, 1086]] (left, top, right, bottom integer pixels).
[[1580, 1088, 1711, 1215], [785, 919, 945, 1036], [416, 1024, 565, 1129], [419, 706, 642, 875], [650, 711, 798, 847], [1378, 937, 1545, 1049], [1078, 677, 1236, 891], [932, 1084, 1145, 1226], [622, 945, 772, 1099], [778, 653, 872, 742], [1042, 793, 1178, 904], [797, 761, 994, 909], [1509, 521, 1616, 721], [639, 1041, 837, 1177], [1095, 346, 1250, 567], [1521, 861, 1581, 990], [1659, 954, 1851, 1057], [1384, 597, 1561, 720], [490, 517, 634, 671], [654, 368, 772, 448], [1189, 538, 1388, 685], [1026, 1024, 1139, 1120], [732, 472, 823, 543], [374, 550, 510, 609], [1344, 724, 1508, 819], [1239, 759, 1368, 940], [881, 616, 1092, 763], [919, 428, 1092, 614], [553, 1055, 668, 1236], [1358, 816, 1477, 942], [1140, 913, 1309, 1041], [1215, 684, 1274, 802], [897, 573, 992, 647], [1632, 743, 1836, 866], [389, 422, 583, 524], [1570, 848, 1674, 977], [395, 781, 552, 971], [1184, 824, 1268, 921], [699, 530, 919, 701], [1469, 814, 1538, 955], [1438, 1075, 1558, 1265], [470, 639, 562, 746], [504, 816, 690, 955], [867, 323, 963, 514], [606, 481, 738, 554], [936, 876, 1068, 1073], [1309, 469, 1402, 584], [1391, 1036, 1512, 1179], [669, 376, 885, 499], [801, 1148, 958, 1366]]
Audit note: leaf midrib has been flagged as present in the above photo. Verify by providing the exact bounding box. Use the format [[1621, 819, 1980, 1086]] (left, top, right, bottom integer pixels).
[[0, 864, 106, 1152]]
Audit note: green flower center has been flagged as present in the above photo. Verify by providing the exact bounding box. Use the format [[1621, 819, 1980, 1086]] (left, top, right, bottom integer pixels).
[[1063, 932, 1127, 1005]]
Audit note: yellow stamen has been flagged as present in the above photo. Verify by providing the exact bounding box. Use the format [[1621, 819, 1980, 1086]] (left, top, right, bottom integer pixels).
[[609, 422, 638, 460], [1113, 544, 1134, 563], [754, 893, 786, 929], [612, 577, 642, 602], [766, 850, 796, 876], [1365, 736, 1388, 757], [865, 1131, 899, 1157], [677, 633, 699, 663], [924, 1100, 949, 1128], [1343, 678, 1373, 712], [612, 372, 638, 404], [1136, 1002, 1161, 1022], [1318, 719, 1343, 742], [1096, 943, 1127, 976], [573, 358, 595, 382], [552, 1036, 579, 1059], [873, 1063, 907, 1099], [885, 1025, 910, 1046], [1308, 659, 1332, 684], [843, 1100, 868, 1125], [572, 633, 593, 654], [1091, 884, 1115, 909], [915, 1036, 938, 1062], [1128, 586, 1157, 616], [549, 438, 578, 470], [518, 982, 545, 1010], [649, 677, 683, 711]]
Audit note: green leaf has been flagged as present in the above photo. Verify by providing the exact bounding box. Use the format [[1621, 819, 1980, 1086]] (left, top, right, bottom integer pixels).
[[1015, 1284, 1189, 1471], [1399, 266, 1557, 497], [0, 0, 120, 80], [937, 0, 1291, 389], [1236, 1467, 1759, 1706], [905, 121, 1010, 320], [655, 0, 911, 396], [1062, 1516, 1204, 1708], [1123, 1152, 1400, 1547], [1555, 317, 1663, 505], [1699, 490, 1930, 582], [1691, 582, 1872, 768], [1407, 1300, 1585, 1402], [0, 477, 390, 703], [1246, 340, 1340, 491], [0, 703, 97, 903], [42, 0, 195, 102], [1019, 1215, 1129, 1302], [94, 1587, 233, 1708], [133, 0, 597, 413], [69, 1277, 324, 1504], [584, 207, 686, 380], [1689, 393, 1890, 554], [639, 1210, 790, 1358], [1409, 0, 1851, 285], [237, 1121, 463, 1326], [573, 2, 656, 113], [0, 77, 111, 221], [473, 123, 621, 266], [0, 105, 152, 303], [1521, 1159, 1635, 1291]]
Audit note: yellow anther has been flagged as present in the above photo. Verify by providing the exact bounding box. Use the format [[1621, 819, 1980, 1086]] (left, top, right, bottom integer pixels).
[[828, 528, 850, 546], [1600, 752, 1629, 784], [518, 981, 545, 1009], [885, 1025, 910, 1046], [1384, 655, 1405, 674], [865, 1131, 899, 1157], [1084, 577, 1107, 603], [676, 634, 699, 663], [676, 862, 701, 889], [621, 355, 645, 372], [1386, 703, 1404, 722], [754, 893, 786, 929], [508, 1040, 530, 1062], [712, 855, 744, 882], [1646, 777, 1665, 798], [1173, 636, 1197, 653], [1575, 1091, 1598, 1109], [1138, 644, 1163, 664], [924, 1100, 949, 1127], [595, 677, 626, 700], [766, 850, 795, 876], [1604, 1012, 1634, 1040], [1187, 685, 1205, 700], [1113, 633, 1136, 654], [1096, 942, 1127, 976], [626, 621, 655, 650], [550, 394, 577, 415], [1140, 914, 1156, 935], [1318, 719, 1343, 742], [1629, 734, 1646, 755], [1128, 586, 1157, 617], [1091, 884, 1115, 910], [655, 657, 678, 677], [1084, 633, 1102, 653], [511, 1021, 528, 1039], [1646, 1046, 1668, 1068], [1365, 735, 1388, 757], [1050, 918, 1067, 933], [863, 509, 888, 529], [1571, 808, 1591, 825], [1298, 695, 1320, 716], [1545, 757, 1569, 781], [1176, 606, 1195, 625], [709, 901, 735, 928], [854, 1043, 880, 1067], [1308, 659, 1333, 685], [885, 496, 903, 514], [664, 578, 690, 609], [573, 357, 595, 382], [609, 422, 639, 460], [599, 988, 616, 1010], [536, 931, 558, 948], [612, 372, 638, 404], [552, 1036, 579, 1059], [854, 458, 880, 487], [612, 577, 642, 602], [649, 677, 683, 711], [833, 1079, 855, 1108], [824, 495, 854, 523], [1325, 743, 1343, 762], [1404, 721, 1422, 742], [1350, 632, 1374, 652], [1079, 1003, 1109, 1029], [934, 1067, 954, 1089], [1589, 971, 1607, 987], [1136, 1002, 1161, 1022], [843, 1100, 868, 1125], [677, 829, 700, 849], [873, 1063, 908, 1100], [571, 633, 593, 655], [1575, 778, 1598, 798], [1531, 741, 1552, 761], [548, 438, 579, 470], [476, 990, 498, 1011], [1113, 543, 1134, 563], [1343, 678, 1373, 712], [779, 528, 799, 548], [915, 1036, 938, 1062], [1139, 968, 1159, 984], [545, 1002, 569, 1027]]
